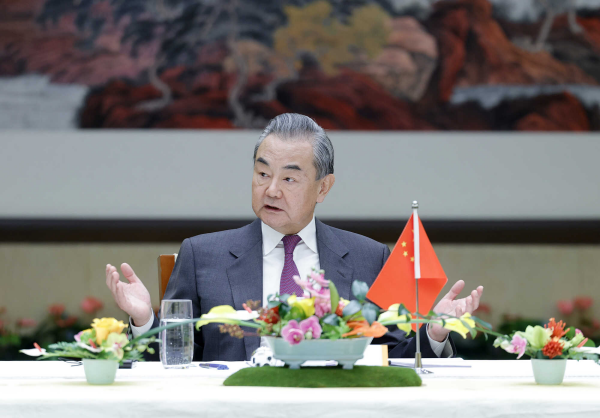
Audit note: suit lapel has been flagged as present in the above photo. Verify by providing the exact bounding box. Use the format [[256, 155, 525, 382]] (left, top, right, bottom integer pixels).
[[226, 219, 263, 360], [316, 219, 354, 301]]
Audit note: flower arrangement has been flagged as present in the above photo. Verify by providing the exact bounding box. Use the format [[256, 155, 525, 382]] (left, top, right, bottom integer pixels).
[[1, 296, 107, 360], [21, 317, 155, 364], [195, 268, 489, 345], [493, 317, 600, 362]]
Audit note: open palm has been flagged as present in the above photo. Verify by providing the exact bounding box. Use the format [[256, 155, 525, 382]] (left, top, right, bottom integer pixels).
[[429, 280, 484, 341], [105, 263, 152, 326]]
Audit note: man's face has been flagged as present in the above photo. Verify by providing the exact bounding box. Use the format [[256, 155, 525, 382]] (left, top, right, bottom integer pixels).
[[252, 135, 334, 235]]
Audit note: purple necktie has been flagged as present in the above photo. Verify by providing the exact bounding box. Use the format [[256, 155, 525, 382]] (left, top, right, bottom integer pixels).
[[280, 235, 304, 297]]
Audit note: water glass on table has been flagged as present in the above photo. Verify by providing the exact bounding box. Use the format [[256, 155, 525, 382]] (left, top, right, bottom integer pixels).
[[160, 299, 194, 369]]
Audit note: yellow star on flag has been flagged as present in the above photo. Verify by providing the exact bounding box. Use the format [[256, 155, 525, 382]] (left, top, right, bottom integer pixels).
[[403, 251, 408, 257], [401, 242, 407, 247]]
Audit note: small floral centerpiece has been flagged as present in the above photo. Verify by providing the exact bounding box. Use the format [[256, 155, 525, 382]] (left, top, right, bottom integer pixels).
[[197, 268, 488, 369], [21, 318, 155, 384], [493, 318, 600, 385]]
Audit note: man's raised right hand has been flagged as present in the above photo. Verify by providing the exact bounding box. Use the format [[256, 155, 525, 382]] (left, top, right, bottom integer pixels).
[[106, 263, 153, 326]]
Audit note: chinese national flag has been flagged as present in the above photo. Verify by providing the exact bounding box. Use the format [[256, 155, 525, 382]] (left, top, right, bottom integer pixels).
[[367, 214, 447, 331]]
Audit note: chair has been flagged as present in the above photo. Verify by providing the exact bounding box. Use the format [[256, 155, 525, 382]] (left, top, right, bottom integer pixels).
[[157, 254, 177, 304]]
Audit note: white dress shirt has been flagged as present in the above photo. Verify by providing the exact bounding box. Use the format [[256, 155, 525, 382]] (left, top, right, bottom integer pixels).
[[131, 216, 452, 357]]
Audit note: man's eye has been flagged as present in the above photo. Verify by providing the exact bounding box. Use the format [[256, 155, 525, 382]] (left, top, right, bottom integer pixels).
[[284, 177, 295, 182], [260, 172, 268, 177]]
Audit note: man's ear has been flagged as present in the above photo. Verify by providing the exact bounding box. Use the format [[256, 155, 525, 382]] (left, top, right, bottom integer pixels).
[[316, 174, 335, 203]]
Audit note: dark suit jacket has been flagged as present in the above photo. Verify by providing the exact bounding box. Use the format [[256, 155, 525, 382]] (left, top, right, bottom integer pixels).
[[151, 218, 454, 360]]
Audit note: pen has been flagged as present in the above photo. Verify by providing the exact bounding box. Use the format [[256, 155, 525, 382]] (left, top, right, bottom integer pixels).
[[197, 363, 229, 370]]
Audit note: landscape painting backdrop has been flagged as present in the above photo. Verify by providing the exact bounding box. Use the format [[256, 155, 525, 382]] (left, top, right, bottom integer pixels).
[[1, 0, 599, 130]]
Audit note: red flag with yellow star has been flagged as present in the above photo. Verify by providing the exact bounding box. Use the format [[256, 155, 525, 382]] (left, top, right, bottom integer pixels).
[[367, 214, 447, 330]]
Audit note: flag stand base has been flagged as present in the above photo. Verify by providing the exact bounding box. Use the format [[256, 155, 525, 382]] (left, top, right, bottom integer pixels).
[[413, 352, 433, 374]]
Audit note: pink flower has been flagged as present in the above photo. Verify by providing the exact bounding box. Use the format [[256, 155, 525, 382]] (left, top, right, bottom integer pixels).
[[508, 334, 527, 359], [48, 304, 65, 317], [314, 299, 331, 317], [557, 300, 574, 316], [16, 318, 37, 328], [574, 297, 593, 311], [293, 273, 331, 299], [299, 316, 322, 339], [80, 297, 103, 314], [282, 320, 304, 345], [310, 271, 328, 287], [576, 329, 582, 335]]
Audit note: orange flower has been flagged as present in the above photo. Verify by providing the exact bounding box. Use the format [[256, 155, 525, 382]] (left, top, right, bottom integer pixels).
[[342, 320, 388, 338], [542, 338, 564, 359], [545, 318, 568, 339]]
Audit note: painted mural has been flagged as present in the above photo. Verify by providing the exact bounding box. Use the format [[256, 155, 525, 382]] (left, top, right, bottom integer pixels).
[[1, 0, 599, 130]]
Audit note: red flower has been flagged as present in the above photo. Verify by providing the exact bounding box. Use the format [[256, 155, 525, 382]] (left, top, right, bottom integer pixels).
[[574, 297, 593, 310], [474, 303, 491, 315], [16, 318, 37, 328], [48, 304, 65, 317], [556, 300, 574, 316], [545, 318, 568, 339], [542, 338, 564, 359], [80, 297, 103, 314], [56, 316, 78, 328], [258, 306, 280, 324]]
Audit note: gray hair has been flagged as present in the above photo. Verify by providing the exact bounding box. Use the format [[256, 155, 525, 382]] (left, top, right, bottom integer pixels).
[[253, 113, 334, 180]]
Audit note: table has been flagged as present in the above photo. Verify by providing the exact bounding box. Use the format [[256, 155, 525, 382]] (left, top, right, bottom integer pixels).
[[1, 360, 600, 418]]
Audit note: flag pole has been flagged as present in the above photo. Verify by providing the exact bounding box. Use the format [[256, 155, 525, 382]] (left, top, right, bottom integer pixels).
[[412, 201, 431, 374]]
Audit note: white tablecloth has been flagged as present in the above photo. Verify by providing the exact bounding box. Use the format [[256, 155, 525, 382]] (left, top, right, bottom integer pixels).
[[1, 360, 600, 418]]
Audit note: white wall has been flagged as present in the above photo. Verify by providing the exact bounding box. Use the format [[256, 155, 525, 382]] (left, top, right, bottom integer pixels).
[[1, 131, 599, 220]]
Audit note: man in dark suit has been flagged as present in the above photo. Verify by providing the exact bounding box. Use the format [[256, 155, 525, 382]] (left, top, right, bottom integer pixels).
[[106, 113, 483, 361]]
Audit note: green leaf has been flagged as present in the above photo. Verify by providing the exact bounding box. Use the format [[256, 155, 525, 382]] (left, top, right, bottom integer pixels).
[[329, 281, 340, 314], [471, 316, 492, 330], [351, 281, 369, 302], [362, 302, 379, 325], [584, 338, 596, 348], [278, 303, 291, 319], [397, 304, 411, 316], [565, 327, 576, 340], [279, 294, 291, 305], [343, 300, 361, 318], [267, 300, 280, 309], [322, 314, 341, 326], [283, 305, 306, 321]]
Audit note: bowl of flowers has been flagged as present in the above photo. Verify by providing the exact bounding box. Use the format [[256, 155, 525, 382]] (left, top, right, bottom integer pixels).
[[21, 318, 155, 384], [197, 268, 487, 369], [493, 318, 600, 385]]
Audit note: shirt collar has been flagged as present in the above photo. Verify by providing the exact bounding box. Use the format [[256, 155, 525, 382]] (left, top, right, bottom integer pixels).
[[261, 216, 318, 256]]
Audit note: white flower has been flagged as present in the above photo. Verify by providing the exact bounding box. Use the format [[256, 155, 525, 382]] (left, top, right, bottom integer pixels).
[[571, 346, 600, 355], [77, 341, 103, 353], [20, 348, 47, 357]]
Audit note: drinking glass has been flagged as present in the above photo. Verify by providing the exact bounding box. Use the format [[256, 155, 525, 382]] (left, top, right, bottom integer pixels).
[[160, 299, 194, 369]]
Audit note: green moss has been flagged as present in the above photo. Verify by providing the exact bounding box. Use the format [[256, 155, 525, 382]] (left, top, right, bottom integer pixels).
[[223, 366, 422, 388]]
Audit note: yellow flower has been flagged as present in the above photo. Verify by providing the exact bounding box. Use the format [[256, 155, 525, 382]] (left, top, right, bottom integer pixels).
[[91, 318, 127, 344], [377, 304, 412, 336], [442, 313, 476, 339], [287, 295, 315, 317], [195, 305, 257, 329]]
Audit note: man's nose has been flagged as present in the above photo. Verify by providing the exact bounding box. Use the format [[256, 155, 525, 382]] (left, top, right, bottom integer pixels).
[[266, 179, 282, 198]]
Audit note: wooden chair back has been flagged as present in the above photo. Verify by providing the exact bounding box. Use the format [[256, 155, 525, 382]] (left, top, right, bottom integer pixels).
[[157, 254, 177, 304]]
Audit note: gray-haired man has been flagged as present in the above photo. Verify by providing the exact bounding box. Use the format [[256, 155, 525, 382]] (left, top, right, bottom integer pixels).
[[106, 113, 483, 360]]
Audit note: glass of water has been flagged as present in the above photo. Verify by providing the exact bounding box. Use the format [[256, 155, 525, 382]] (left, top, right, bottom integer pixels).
[[160, 299, 194, 369]]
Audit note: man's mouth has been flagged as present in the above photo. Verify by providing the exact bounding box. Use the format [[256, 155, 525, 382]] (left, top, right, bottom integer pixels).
[[264, 204, 283, 212]]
